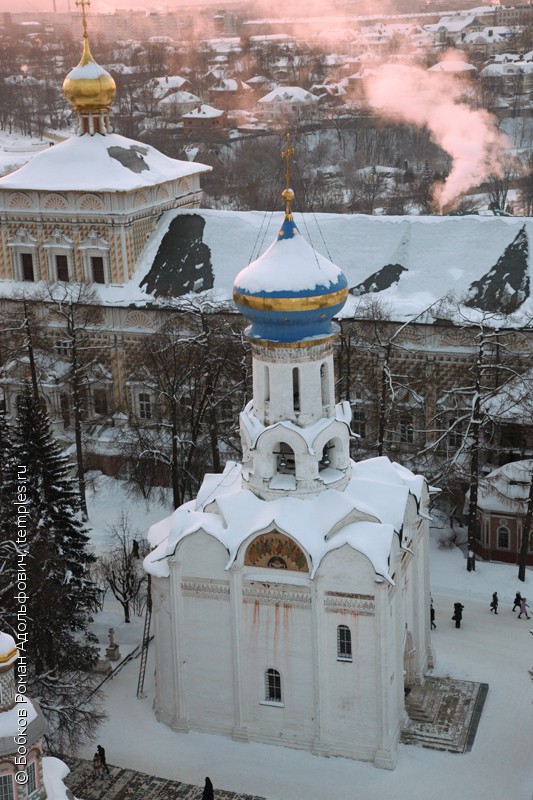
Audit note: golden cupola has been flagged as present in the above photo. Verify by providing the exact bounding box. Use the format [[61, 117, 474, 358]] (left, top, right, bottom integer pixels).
[[62, 0, 116, 135]]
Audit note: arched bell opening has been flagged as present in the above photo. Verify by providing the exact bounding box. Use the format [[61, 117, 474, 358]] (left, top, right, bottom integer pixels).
[[274, 442, 296, 474]]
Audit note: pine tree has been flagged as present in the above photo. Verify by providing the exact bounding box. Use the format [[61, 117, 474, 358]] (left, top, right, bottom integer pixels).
[[0, 410, 19, 636], [11, 386, 99, 672], [0, 387, 105, 751]]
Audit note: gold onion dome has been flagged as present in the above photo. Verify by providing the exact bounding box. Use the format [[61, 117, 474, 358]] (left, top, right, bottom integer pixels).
[[62, 33, 116, 111]]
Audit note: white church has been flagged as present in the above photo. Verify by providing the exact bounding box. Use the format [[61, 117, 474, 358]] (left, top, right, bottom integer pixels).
[[144, 164, 436, 770]]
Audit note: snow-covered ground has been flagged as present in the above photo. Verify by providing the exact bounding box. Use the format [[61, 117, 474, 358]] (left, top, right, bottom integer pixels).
[[82, 478, 533, 800]]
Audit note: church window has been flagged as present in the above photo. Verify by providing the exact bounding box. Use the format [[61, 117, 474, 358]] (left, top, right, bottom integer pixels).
[[60, 395, 70, 429], [337, 625, 352, 661], [353, 410, 366, 439], [399, 414, 414, 444], [55, 254, 69, 282], [91, 256, 105, 284], [448, 418, 463, 448], [264, 669, 282, 703], [264, 366, 270, 402], [26, 763, 37, 796], [292, 368, 300, 411], [55, 339, 71, 357], [497, 526, 509, 549], [320, 362, 329, 406], [0, 775, 14, 800], [21, 253, 35, 281], [93, 388, 108, 417], [139, 393, 152, 420]]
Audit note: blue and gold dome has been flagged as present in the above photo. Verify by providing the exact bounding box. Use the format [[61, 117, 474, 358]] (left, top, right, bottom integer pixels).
[[233, 148, 348, 343]]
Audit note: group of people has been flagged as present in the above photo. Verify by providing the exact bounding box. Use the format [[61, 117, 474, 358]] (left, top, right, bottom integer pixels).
[[92, 745, 110, 780], [448, 591, 531, 629], [442, 592, 531, 629], [490, 591, 530, 618]]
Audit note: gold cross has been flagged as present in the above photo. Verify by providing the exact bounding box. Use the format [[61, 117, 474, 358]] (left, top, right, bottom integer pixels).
[[281, 132, 295, 193], [75, 0, 91, 38]]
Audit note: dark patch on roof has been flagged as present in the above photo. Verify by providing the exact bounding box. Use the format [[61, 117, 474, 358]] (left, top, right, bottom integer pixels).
[[141, 213, 214, 298], [350, 263, 407, 295], [465, 226, 529, 313], [107, 145, 149, 173]]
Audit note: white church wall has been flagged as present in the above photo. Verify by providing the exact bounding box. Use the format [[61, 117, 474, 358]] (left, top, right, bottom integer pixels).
[[315, 545, 398, 763], [241, 588, 316, 749], [174, 532, 235, 734], [151, 574, 178, 727]]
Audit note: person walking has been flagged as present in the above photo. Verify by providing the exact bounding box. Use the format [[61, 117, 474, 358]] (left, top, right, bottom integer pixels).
[[97, 745, 110, 777], [202, 777, 214, 800], [490, 592, 498, 614], [517, 597, 530, 619], [430, 604, 436, 629], [92, 752, 103, 781], [452, 602, 464, 629], [512, 591, 522, 612]]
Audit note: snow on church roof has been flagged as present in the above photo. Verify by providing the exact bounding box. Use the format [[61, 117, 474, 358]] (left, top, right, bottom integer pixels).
[[144, 456, 422, 583], [0, 131, 210, 193], [235, 226, 342, 294]]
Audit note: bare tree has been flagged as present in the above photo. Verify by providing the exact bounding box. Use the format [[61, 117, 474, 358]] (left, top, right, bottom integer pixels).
[[40, 283, 106, 519], [97, 511, 147, 623]]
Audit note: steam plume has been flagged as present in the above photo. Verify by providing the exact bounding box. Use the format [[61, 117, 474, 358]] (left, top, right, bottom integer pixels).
[[365, 60, 510, 210]]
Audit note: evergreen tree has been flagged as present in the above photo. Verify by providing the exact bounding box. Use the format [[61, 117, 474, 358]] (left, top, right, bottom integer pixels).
[[11, 386, 99, 670], [0, 387, 104, 750], [0, 410, 19, 636]]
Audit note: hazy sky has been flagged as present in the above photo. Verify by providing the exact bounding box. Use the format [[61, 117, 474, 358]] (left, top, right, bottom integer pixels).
[[3, 0, 245, 12], [2, 0, 402, 16]]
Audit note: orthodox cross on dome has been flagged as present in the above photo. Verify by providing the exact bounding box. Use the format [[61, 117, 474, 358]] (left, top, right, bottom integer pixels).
[[278, 133, 297, 240], [280, 132, 295, 219], [75, 0, 90, 40]]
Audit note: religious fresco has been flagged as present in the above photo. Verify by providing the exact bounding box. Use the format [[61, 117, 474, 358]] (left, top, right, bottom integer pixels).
[[244, 531, 309, 572]]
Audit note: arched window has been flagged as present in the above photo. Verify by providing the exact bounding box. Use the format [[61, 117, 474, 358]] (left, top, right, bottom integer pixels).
[[264, 366, 270, 402], [497, 527, 510, 549], [138, 392, 152, 420], [320, 362, 329, 406], [265, 668, 282, 702], [337, 625, 352, 662], [292, 367, 300, 411]]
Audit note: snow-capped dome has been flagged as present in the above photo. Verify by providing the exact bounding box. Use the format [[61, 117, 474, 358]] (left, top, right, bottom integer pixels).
[[0, 632, 18, 667], [63, 34, 116, 112], [233, 187, 348, 342]]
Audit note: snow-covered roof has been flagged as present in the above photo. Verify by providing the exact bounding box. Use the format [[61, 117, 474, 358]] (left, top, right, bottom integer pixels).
[[481, 60, 533, 77], [0, 131, 210, 192], [428, 61, 477, 73], [182, 104, 224, 119], [159, 90, 200, 105], [477, 459, 533, 514], [0, 632, 17, 664], [259, 86, 318, 104], [144, 455, 423, 583], [0, 698, 42, 747], [234, 225, 343, 294]]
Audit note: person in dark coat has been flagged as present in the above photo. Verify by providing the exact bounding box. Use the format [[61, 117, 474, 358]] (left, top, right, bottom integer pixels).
[[430, 604, 436, 629], [490, 592, 498, 614], [202, 777, 214, 800], [512, 591, 522, 612], [97, 745, 110, 776], [452, 602, 464, 628]]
